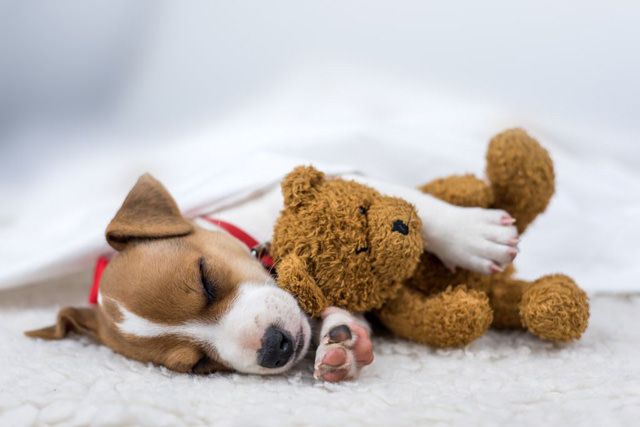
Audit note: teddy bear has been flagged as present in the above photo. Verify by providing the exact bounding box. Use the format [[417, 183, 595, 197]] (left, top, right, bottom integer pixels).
[[271, 166, 424, 317], [271, 129, 589, 348], [377, 128, 590, 347]]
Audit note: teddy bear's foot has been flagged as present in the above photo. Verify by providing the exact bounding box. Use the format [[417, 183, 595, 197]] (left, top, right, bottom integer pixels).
[[378, 285, 493, 348], [520, 274, 589, 342], [486, 128, 555, 234]]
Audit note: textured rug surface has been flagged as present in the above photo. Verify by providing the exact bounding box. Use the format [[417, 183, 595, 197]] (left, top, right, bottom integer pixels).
[[0, 277, 638, 427]]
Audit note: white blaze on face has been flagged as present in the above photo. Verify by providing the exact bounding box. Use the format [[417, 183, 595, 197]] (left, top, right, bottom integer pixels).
[[211, 282, 312, 374], [109, 282, 311, 374]]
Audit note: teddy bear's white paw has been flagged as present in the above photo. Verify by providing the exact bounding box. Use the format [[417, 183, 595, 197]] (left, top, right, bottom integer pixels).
[[314, 307, 373, 382], [423, 205, 519, 274]]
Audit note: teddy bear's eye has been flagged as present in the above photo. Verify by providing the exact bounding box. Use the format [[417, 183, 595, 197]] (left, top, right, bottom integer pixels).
[[359, 206, 368, 215]]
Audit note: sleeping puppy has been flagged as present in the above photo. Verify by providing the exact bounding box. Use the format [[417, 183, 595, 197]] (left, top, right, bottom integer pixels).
[[27, 173, 518, 382]]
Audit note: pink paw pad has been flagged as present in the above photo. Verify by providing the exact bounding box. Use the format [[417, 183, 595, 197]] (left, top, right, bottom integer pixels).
[[322, 347, 347, 367]]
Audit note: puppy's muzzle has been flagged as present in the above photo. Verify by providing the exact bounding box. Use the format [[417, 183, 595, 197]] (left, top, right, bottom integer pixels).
[[258, 325, 294, 369]]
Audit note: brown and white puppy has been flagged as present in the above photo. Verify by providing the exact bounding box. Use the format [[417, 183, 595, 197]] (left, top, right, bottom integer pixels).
[[26, 175, 373, 379]]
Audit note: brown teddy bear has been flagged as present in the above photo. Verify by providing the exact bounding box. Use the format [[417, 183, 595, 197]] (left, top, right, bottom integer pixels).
[[271, 166, 424, 317], [377, 128, 590, 347], [272, 128, 589, 347]]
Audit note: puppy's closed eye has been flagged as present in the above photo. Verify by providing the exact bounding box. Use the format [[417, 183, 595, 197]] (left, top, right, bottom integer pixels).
[[198, 257, 217, 304]]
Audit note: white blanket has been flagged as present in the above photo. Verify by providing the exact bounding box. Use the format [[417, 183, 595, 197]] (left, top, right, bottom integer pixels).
[[0, 148, 352, 289], [0, 277, 638, 426], [1, 73, 638, 293]]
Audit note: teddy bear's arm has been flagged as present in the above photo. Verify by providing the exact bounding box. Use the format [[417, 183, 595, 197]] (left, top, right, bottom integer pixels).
[[277, 253, 328, 317]]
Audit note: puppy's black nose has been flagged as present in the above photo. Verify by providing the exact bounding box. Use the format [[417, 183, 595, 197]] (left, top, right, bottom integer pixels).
[[391, 219, 409, 235], [258, 326, 294, 369]]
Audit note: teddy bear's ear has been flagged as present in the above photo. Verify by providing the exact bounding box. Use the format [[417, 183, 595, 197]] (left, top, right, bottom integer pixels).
[[281, 166, 325, 210]]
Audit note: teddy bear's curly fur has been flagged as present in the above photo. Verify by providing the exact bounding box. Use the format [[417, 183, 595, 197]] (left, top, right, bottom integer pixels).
[[272, 129, 589, 346], [271, 167, 424, 317], [377, 129, 589, 346]]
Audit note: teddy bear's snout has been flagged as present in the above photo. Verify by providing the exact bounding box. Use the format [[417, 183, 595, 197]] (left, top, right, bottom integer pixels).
[[391, 219, 409, 235]]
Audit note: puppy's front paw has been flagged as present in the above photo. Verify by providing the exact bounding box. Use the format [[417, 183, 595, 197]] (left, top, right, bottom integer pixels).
[[314, 308, 373, 382], [425, 206, 520, 274]]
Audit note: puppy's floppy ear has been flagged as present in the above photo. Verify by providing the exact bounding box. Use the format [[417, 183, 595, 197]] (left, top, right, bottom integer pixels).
[[106, 173, 193, 251], [25, 307, 102, 343], [281, 166, 325, 210]]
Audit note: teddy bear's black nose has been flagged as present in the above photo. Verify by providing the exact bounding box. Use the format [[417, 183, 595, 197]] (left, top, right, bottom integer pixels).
[[391, 219, 409, 235]]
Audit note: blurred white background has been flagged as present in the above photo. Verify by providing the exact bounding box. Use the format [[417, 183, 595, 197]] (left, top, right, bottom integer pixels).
[[1, 1, 639, 292]]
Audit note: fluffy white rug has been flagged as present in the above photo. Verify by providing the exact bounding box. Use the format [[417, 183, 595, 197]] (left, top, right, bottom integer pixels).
[[0, 276, 638, 427]]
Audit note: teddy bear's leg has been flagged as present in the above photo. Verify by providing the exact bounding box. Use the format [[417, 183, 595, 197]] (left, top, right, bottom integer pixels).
[[489, 273, 589, 341], [276, 254, 328, 317], [378, 285, 493, 348], [486, 128, 555, 234], [519, 274, 589, 342], [419, 174, 494, 208], [487, 270, 528, 329]]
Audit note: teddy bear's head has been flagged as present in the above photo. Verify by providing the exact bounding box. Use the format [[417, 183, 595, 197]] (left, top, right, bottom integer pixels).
[[272, 166, 423, 314]]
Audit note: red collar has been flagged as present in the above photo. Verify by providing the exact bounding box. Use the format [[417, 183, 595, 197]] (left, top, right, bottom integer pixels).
[[199, 218, 274, 270], [88, 218, 274, 304]]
